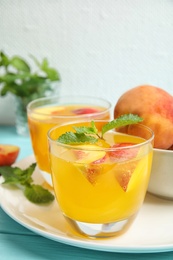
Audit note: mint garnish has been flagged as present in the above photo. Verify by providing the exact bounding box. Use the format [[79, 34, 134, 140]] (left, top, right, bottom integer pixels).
[[0, 163, 54, 204], [58, 132, 98, 144], [101, 114, 143, 137], [24, 184, 54, 204], [0, 163, 35, 186], [74, 121, 98, 135], [57, 114, 143, 145]]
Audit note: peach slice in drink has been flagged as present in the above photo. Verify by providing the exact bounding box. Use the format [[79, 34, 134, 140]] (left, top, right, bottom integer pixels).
[[74, 145, 106, 163], [112, 144, 151, 192], [113, 161, 138, 191], [108, 143, 139, 162], [108, 143, 140, 191], [72, 108, 100, 115], [72, 145, 107, 184]]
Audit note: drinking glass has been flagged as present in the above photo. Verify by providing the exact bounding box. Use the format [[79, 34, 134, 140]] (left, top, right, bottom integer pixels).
[[27, 96, 111, 186], [47, 121, 154, 238]]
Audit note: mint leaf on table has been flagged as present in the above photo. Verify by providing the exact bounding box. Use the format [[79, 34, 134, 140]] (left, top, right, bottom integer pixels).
[[57, 114, 143, 145], [0, 163, 36, 185], [0, 163, 54, 204], [24, 184, 54, 204]]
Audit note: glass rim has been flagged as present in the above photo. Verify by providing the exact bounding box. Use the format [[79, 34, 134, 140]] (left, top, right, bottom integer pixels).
[[27, 95, 112, 119], [47, 121, 154, 151]]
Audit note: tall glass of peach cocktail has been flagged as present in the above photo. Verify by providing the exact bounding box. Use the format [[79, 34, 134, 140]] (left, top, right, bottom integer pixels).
[[47, 119, 154, 238], [27, 96, 111, 185]]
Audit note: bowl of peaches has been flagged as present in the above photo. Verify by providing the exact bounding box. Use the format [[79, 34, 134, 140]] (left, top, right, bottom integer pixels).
[[114, 84, 173, 200]]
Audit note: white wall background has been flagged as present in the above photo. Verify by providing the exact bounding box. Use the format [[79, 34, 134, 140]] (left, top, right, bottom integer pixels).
[[1, 0, 173, 125]]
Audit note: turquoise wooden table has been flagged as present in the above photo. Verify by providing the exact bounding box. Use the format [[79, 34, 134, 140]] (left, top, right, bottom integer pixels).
[[1, 126, 173, 260]]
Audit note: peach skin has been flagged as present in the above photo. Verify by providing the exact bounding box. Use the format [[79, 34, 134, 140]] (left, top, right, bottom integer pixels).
[[0, 144, 20, 166], [114, 85, 173, 149]]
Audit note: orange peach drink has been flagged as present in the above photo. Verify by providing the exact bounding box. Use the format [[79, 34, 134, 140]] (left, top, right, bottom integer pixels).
[[27, 97, 111, 186], [48, 122, 154, 226]]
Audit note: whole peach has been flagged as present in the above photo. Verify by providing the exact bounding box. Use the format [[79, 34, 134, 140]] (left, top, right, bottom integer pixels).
[[114, 85, 173, 149]]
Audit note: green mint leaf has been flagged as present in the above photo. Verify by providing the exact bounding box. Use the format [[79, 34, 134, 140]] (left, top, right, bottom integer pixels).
[[19, 163, 36, 185], [40, 58, 60, 81], [44, 67, 60, 81], [101, 114, 143, 137], [73, 121, 98, 135], [0, 166, 20, 184], [24, 184, 54, 204], [0, 163, 54, 205], [41, 58, 49, 70], [0, 163, 36, 186], [58, 132, 98, 144], [91, 121, 98, 133], [0, 51, 10, 67], [10, 56, 30, 72], [0, 51, 61, 99], [57, 114, 143, 145], [0, 82, 19, 96], [0, 72, 31, 83]]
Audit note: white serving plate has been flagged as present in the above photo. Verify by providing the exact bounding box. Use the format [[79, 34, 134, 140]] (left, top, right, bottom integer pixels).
[[1, 155, 173, 254]]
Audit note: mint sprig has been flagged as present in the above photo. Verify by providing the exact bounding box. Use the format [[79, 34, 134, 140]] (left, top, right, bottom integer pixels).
[[101, 114, 143, 137], [24, 184, 54, 204], [57, 114, 143, 145], [58, 132, 98, 144], [0, 163, 54, 204], [74, 121, 98, 135]]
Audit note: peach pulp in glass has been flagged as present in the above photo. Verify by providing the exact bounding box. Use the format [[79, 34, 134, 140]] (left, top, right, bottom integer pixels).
[[27, 96, 111, 186], [48, 121, 154, 238]]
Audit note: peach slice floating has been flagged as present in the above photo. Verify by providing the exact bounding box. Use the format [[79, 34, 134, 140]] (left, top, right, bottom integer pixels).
[[72, 108, 99, 115], [74, 145, 106, 164], [108, 143, 139, 162]]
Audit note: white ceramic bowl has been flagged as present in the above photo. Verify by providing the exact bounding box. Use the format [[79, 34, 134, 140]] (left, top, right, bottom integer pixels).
[[147, 148, 173, 200]]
